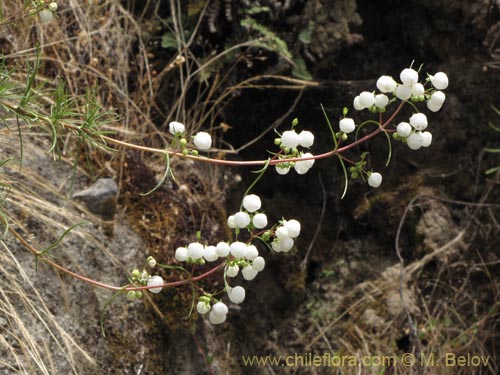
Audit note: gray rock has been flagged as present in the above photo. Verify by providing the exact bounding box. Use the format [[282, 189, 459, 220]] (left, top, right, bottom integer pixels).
[[73, 178, 118, 221]]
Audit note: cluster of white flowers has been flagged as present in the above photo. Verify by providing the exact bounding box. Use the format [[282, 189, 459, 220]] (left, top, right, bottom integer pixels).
[[274, 126, 316, 175], [271, 219, 301, 252], [168, 121, 213, 151], [38, 2, 58, 23]]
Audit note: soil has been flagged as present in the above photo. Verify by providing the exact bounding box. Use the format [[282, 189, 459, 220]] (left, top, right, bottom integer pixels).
[[1, 1, 500, 375]]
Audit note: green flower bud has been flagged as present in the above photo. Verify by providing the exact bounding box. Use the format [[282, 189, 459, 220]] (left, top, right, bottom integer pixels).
[[274, 138, 282, 146], [292, 118, 299, 127], [131, 269, 141, 280], [134, 291, 143, 299], [182, 149, 189, 156], [180, 138, 187, 147], [127, 291, 136, 300], [341, 133, 348, 141], [191, 149, 199, 156]]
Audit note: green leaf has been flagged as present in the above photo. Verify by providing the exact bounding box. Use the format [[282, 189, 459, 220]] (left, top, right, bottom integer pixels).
[[485, 166, 500, 175], [161, 33, 178, 50], [291, 56, 312, 81]]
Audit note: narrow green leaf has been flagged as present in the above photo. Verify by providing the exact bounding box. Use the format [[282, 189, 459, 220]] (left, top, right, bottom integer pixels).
[[140, 152, 175, 196]]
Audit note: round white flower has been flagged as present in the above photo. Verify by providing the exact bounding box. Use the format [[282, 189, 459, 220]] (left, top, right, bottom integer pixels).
[[396, 122, 412, 137], [275, 226, 289, 240], [426, 101, 442, 112], [284, 219, 301, 238], [243, 194, 261, 213], [147, 275, 164, 294], [187, 242, 204, 259], [275, 164, 290, 175], [230, 241, 247, 258], [407, 132, 423, 150], [227, 215, 236, 228], [411, 83, 425, 97], [428, 91, 445, 106], [241, 265, 258, 281], [294, 152, 315, 175], [359, 91, 375, 108], [367, 172, 382, 188], [353, 96, 364, 110], [175, 247, 188, 262], [197, 301, 210, 315], [395, 85, 412, 100], [376, 75, 397, 93], [421, 131, 432, 147], [339, 118, 355, 133], [374, 94, 389, 109], [168, 121, 185, 135], [39, 9, 53, 23], [234, 211, 251, 228], [278, 236, 294, 252], [203, 245, 219, 262], [252, 213, 268, 229], [208, 309, 227, 325], [409, 113, 428, 131], [226, 265, 239, 278], [245, 244, 259, 260], [281, 130, 299, 149], [215, 242, 231, 257], [252, 256, 266, 272], [48, 2, 58, 12], [211, 301, 228, 317], [298, 130, 314, 148], [228, 286, 246, 304], [400, 68, 419, 86], [430, 72, 448, 90], [193, 132, 212, 150]]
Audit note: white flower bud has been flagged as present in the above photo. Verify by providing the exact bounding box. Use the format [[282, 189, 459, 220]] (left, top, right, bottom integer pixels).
[[421, 131, 432, 147], [39, 9, 53, 23], [197, 301, 210, 314], [284, 219, 301, 238], [168, 121, 185, 135], [234, 211, 251, 228], [245, 244, 259, 260], [227, 215, 236, 228], [215, 242, 231, 257], [395, 85, 412, 100], [430, 72, 448, 90], [228, 286, 246, 304], [411, 83, 425, 97], [187, 242, 204, 259], [252, 256, 266, 272], [396, 122, 412, 137], [409, 113, 428, 131], [48, 2, 58, 11], [376, 75, 397, 93], [281, 130, 299, 149], [339, 118, 355, 133], [368, 172, 382, 188], [211, 301, 228, 317], [374, 94, 389, 108], [426, 101, 442, 112], [230, 241, 247, 258], [278, 236, 294, 252], [294, 152, 315, 175], [243, 194, 261, 213], [275, 163, 290, 175], [407, 132, 423, 150], [208, 309, 227, 324], [193, 132, 212, 150], [203, 245, 219, 262], [353, 96, 364, 110], [241, 265, 258, 280], [275, 226, 289, 240], [226, 265, 239, 277], [429, 91, 445, 106], [298, 130, 314, 148], [147, 275, 164, 294], [252, 213, 268, 229], [400, 68, 419, 86], [359, 91, 375, 108]]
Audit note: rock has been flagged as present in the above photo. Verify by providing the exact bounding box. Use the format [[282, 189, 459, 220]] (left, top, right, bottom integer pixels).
[[73, 178, 118, 221]]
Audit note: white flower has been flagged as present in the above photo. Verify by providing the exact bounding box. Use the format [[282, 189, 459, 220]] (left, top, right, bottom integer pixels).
[[243, 194, 261, 213], [208, 309, 227, 325], [252, 256, 266, 272], [168, 121, 185, 135], [234, 211, 251, 228], [187, 242, 204, 259], [298, 130, 314, 148], [48, 2, 58, 12], [209, 302, 228, 324], [284, 219, 301, 238], [411, 83, 425, 97], [339, 118, 356, 133], [407, 132, 423, 150], [275, 226, 289, 240], [421, 131, 432, 147], [275, 163, 290, 175], [226, 265, 239, 277], [359, 91, 375, 108], [426, 101, 442, 112], [197, 301, 210, 315], [228, 286, 246, 304], [353, 96, 364, 110], [252, 213, 268, 229], [227, 215, 236, 228], [230, 241, 248, 258], [39, 9, 53, 23], [374, 94, 389, 109], [245, 244, 259, 260], [368, 172, 382, 188], [395, 85, 412, 100], [147, 275, 164, 294], [428, 91, 445, 106], [430, 72, 448, 90], [203, 246, 219, 262], [278, 236, 294, 252], [396, 122, 412, 137], [215, 242, 231, 257], [400, 68, 419, 86], [175, 247, 188, 262], [409, 113, 428, 131], [281, 130, 299, 149], [193, 132, 212, 150], [241, 265, 258, 280], [294, 152, 315, 175], [376, 75, 397, 93]]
